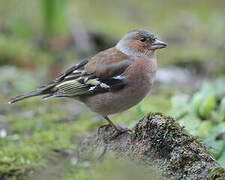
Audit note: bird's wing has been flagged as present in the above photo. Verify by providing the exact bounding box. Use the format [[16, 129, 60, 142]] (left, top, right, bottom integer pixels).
[[9, 48, 134, 103], [85, 47, 132, 78], [42, 48, 134, 99], [8, 57, 91, 103]]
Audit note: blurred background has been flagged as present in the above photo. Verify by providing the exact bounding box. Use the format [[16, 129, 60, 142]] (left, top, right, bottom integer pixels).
[[0, 0, 225, 179]]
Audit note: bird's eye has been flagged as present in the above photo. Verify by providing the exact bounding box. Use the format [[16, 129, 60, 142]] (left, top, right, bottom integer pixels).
[[140, 37, 146, 42]]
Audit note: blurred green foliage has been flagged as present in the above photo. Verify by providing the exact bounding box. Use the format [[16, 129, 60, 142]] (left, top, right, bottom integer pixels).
[[0, 0, 225, 70], [41, 0, 68, 37], [0, 35, 54, 67], [90, 158, 161, 180]]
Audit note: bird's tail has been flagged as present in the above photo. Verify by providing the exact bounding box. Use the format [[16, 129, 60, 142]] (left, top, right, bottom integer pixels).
[[8, 83, 55, 104], [8, 89, 45, 104]]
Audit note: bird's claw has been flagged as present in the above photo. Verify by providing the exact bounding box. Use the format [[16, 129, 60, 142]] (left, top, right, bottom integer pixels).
[[97, 123, 112, 134], [110, 128, 132, 139], [98, 124, 132, 140]]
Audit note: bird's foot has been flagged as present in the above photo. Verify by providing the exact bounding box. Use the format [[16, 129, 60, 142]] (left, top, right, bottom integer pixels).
[[97, 123, 112, 134], [110, 127, 132, 140], [98, 124, 132, 139]]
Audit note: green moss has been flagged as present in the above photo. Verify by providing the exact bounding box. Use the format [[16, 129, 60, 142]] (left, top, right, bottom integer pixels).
[[0, 95, 99, 179], [207, 167, 225, 180], [133, 112, 211, 175], [0, 158, 27, 180]]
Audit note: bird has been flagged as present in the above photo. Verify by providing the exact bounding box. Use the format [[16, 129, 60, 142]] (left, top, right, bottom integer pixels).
[[8, 29, 167, 137]]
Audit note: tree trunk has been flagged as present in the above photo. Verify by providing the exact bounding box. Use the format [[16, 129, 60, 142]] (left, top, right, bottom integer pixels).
[[79, 112, 225, 180]]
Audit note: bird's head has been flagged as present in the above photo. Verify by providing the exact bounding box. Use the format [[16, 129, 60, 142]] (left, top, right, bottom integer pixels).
[[116, 29, 167, 58]]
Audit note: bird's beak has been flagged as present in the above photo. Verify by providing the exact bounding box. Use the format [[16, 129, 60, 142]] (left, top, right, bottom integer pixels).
[[150, 39, 167, 50]]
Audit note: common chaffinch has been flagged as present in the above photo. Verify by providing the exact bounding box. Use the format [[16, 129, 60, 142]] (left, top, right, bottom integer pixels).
[[9, 30, 167, 137]]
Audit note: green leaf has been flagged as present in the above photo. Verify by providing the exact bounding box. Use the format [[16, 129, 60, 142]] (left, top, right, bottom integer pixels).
[[199, 93, 216, 119], [219, 97, 225, 121], [178, 115, 201, 136], [191, 92, 204, 117], [197, 120, 213, 137], [218, 151, 225, 168], [170, 95, 190, 119]]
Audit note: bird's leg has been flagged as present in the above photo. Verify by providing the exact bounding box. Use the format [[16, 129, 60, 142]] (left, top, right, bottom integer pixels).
[[97, 116, 118, 134], [104, 116, 120, 132], [97, 116, 132, 139]]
